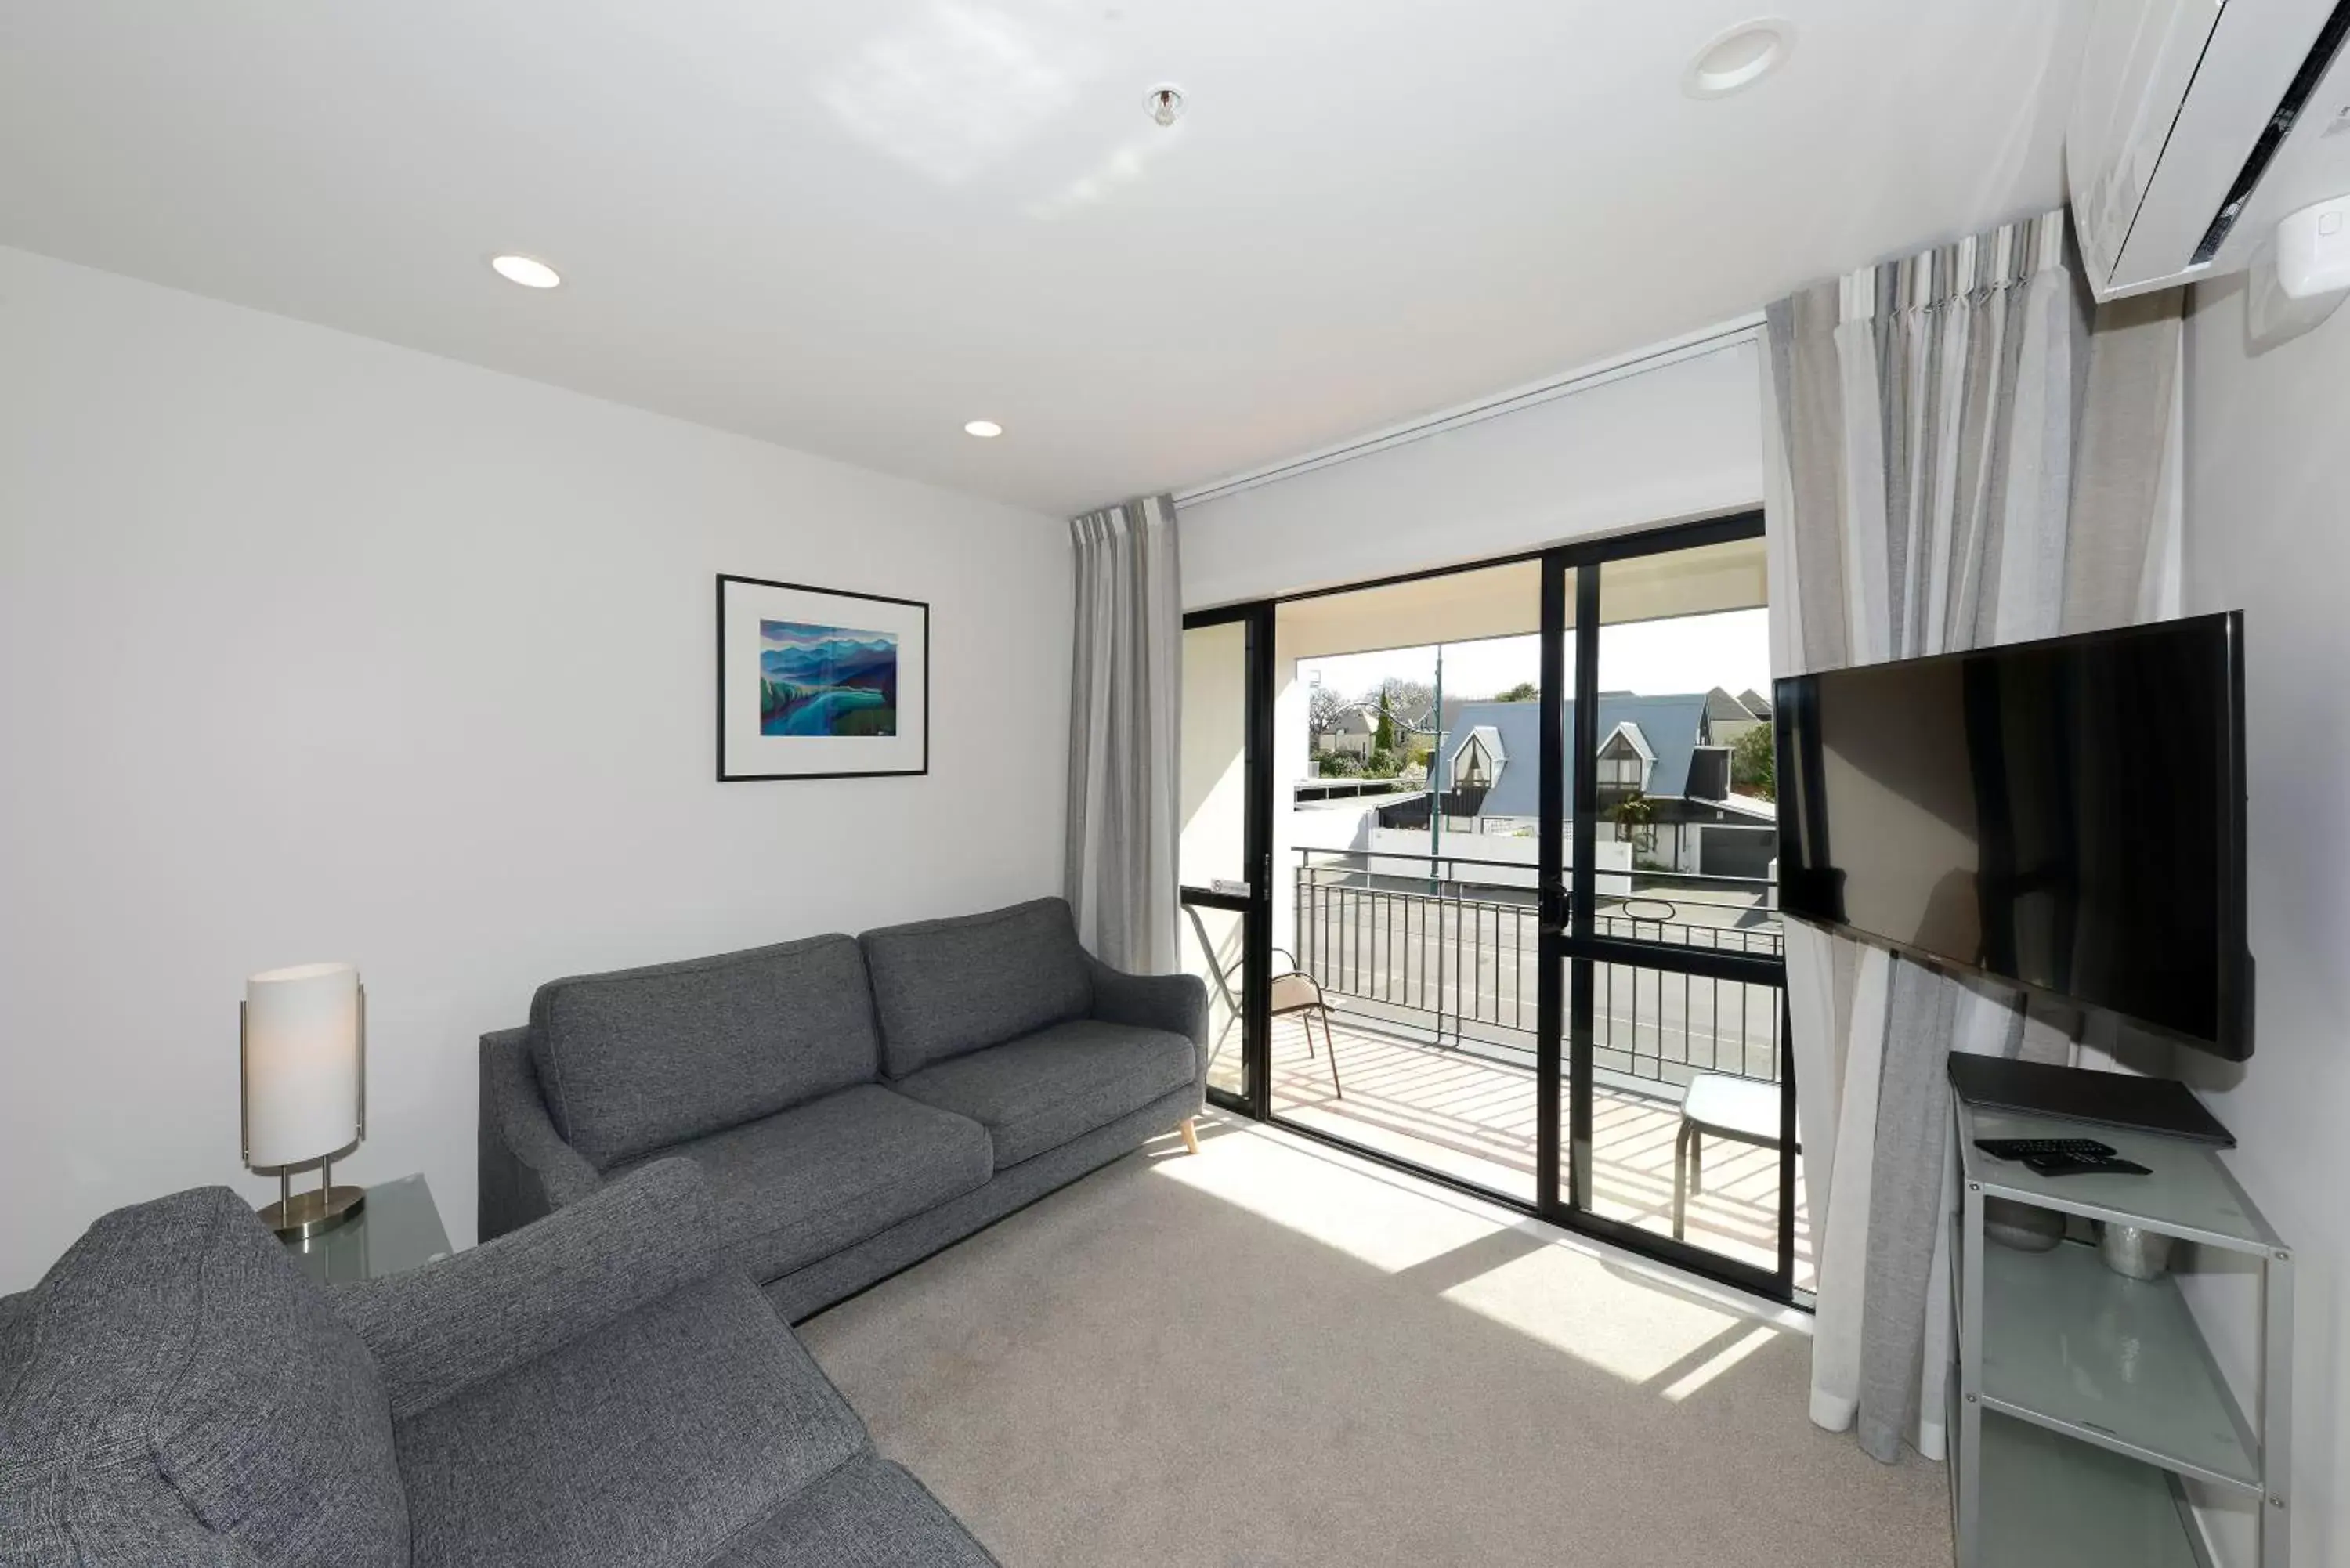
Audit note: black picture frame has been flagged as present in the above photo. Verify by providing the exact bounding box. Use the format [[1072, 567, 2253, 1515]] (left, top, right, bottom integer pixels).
[[715, 573, 931, 782]]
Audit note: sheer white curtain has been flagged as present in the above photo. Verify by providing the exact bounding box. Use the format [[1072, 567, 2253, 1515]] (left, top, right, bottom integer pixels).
[[1760, 211, 2185, 1462], [1065, 494, 1183, 974]]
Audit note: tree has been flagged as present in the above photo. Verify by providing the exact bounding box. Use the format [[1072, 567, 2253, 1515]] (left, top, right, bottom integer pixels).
[[1307, 684, 1349, 741], [1372, 692, 1396, 753], [1376, 677, 1436, 732], [1364, 746, 1401, 779], [1493, 681, 1539, 703], [1730, 724, 1777, 800], [1608, 791, 1658, 853]]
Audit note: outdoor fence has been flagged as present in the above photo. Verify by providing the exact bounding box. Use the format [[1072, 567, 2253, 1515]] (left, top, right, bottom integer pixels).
[[1292, 847, 1786, 1089]]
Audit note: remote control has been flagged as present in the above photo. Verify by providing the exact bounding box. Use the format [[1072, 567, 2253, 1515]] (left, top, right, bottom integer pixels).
[[1974, 1137, 2115, 1161], [2021, 1151, 2153, 1177]]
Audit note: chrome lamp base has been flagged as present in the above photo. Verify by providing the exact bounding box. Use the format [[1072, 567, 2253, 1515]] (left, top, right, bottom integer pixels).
[[259, 1164, 365, 1240]]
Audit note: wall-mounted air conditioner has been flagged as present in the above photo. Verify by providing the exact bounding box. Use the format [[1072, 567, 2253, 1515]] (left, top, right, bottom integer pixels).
[[2070, 0, 2350, 300]]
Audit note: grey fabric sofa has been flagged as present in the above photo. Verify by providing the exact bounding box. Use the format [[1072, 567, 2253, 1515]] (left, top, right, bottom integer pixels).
[[0, 1161, 998, 1568], [481, 897, 1208, 1321]]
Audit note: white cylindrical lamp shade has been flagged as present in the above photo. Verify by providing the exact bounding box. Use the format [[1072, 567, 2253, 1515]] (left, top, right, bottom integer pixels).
[[244, 962, 362, 1168]]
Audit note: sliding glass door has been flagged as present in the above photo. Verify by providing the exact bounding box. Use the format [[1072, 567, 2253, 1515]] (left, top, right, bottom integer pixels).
[[1269, 560, 1549, 1202], [1181, 513, 1801, 1302], [1546, 522, 1800, 1295]]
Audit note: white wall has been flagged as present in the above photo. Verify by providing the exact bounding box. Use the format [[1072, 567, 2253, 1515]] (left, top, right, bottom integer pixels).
[[0, 247, 1072, 1289], [1361, 828, 1631, 894], [2178, 273, 2350, 1568], [1179, 340, 1764, 609]]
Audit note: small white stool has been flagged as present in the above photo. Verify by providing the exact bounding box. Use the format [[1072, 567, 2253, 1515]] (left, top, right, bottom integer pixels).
[[1673, 1072, 1783, 1241]]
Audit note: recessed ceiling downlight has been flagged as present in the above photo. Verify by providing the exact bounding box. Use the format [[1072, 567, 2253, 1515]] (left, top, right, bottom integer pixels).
[[964, 420, 1003, 439], [1684, 20, 1794, 99], [490, 254, 562, 289]]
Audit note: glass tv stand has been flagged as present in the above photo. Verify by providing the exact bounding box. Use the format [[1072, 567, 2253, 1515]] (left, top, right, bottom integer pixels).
[[1950, 1094, 2291, 1568]]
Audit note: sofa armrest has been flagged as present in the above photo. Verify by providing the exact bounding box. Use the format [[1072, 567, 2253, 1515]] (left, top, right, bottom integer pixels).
[[479, 1024, 602, 1242], [333, 1159, 719, 1421], [1085, 953, 1208, 1050]]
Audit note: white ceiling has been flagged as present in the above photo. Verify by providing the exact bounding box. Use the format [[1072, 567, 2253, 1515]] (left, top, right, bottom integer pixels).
[[0, 2, 2090, 515]]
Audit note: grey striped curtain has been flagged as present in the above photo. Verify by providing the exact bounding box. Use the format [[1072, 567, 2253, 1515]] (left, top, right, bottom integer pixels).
[[1761, 209, 2185, 1464], [1065, 495, 1183, 974]]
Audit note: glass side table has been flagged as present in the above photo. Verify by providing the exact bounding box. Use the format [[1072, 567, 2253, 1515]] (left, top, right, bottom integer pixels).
[[1950, 1100, 2292, 1568], [281, 1172, 452, 1284]]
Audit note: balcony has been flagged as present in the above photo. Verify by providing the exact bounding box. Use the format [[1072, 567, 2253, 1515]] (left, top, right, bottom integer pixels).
[[1262, 1011, 1810, 1285], [1191, 849, 1810, 1287]]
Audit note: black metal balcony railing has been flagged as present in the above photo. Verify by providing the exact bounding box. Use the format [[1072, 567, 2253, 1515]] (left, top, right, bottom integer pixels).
[[1292, 847, 1786, 1089]]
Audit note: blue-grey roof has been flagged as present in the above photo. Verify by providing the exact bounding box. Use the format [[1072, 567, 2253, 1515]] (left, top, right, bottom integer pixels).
[[1441, 693, 1712, 816]]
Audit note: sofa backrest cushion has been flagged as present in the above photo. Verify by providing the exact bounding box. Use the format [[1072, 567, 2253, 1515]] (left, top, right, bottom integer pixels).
[[530, 933, 880, 1169], [0, 1187, 408, 1568], [860, 898, 1094, 1076]]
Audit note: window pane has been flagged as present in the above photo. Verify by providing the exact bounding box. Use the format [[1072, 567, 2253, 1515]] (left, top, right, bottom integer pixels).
[[1270, 561, 1556, 1203], [1559, 537, 1810, 1287], [1585, 540, 1777, 951], [1181, 621, 1250, 892], [1179, 901, 1248, 1098], [1574, 955, 1803, 1281]]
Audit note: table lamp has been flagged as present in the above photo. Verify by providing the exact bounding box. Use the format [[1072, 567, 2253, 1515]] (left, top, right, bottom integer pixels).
[[241, 961, 367, 1238]]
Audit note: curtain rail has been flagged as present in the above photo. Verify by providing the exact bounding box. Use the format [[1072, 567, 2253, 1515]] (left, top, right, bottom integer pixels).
[[1172, 314, 1766, 510]]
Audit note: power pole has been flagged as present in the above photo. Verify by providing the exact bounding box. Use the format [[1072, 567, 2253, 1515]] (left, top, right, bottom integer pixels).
[[1430, 644, 1444, 871], [1428, 645, 1448, 1041]]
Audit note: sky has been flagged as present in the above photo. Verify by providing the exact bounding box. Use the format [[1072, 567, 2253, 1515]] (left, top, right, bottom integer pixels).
[[1300, 608, 1772, 712]]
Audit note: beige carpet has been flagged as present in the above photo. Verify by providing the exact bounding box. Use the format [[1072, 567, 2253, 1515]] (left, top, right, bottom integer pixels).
[[799, 1114, 1947, 1567]]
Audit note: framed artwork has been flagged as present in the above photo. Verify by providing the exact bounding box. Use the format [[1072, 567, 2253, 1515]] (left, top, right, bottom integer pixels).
[[716, 574, 929, 781]]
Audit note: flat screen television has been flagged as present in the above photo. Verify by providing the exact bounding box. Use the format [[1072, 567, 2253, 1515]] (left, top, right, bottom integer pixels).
[[1774, 612, 2251, 1061]]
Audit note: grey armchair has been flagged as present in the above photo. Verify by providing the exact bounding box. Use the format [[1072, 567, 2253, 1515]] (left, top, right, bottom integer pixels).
[[0, 1162, 997, 1568]]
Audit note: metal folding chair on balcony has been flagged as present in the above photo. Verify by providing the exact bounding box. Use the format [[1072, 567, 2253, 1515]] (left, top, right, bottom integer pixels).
[[1180, 902, 1243, 1084], [1271, 948, 1342, 1099], [1177, 904, 1343, 1099], [1672, 1071, 1782, 1241]]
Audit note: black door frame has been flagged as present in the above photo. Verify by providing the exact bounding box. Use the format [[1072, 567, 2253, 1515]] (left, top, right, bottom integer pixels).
[[1185, 510, 1798, 1306], [1180, 600, 1276, 1123], [1536, 510, 1797, 1302]]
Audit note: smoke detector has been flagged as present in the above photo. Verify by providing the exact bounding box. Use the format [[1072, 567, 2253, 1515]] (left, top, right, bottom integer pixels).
[[1146, 84, 1185, 128]]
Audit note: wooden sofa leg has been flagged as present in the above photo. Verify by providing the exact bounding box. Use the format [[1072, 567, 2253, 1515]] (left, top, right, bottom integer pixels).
[[1179, 1117, 1201, 1155]]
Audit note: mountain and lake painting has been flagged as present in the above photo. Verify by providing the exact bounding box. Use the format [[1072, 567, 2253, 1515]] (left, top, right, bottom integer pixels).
[[719, 574, 926, 780], [758, 620, 898, 738]]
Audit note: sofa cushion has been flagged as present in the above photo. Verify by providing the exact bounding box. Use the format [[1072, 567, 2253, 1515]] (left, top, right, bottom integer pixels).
[[0, 1187, 407, 1568], [394, 1271, 866, 1568], [860, 898, 1094, 1077], [712, 1454, 1000, 1567], [889, 1018, 1198, 1167], [619, 1086, 993, 1284], [530, 933, 881, 1170]]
